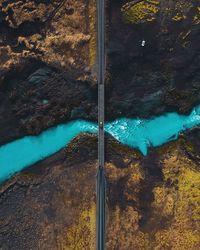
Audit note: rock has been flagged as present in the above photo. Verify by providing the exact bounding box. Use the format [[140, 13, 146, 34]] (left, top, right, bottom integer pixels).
[[70, 106, 86, 119], [106, 0, 200, 119], [28, 67, 51, 84], [0, 0, 97, 144]]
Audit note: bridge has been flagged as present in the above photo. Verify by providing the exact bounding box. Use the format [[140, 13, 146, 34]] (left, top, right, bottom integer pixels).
[[96, 0, 106, 249]]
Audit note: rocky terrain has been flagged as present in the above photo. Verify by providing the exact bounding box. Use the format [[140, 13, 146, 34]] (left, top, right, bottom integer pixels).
[[106, 0, 200, 119], [2, 0, 200, 144], [0, 0, 200, 249], [0, 0, 97, 144]]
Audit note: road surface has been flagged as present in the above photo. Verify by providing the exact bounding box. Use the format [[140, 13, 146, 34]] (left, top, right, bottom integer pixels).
[[97, 0, 106, 248]]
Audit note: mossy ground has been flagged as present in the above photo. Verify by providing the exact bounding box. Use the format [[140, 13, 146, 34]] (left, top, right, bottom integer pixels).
[[122, 0, 200, 24], [153, 149, 200, 249], [62, 203, 96, 250], [106, 135, 200, 249], [122, 0, 159, 24]]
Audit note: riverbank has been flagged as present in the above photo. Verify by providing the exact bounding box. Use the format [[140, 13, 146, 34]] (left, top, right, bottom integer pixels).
[[0, 132, 199, 249]]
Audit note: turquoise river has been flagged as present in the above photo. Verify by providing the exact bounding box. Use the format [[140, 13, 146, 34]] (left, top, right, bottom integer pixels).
[[0, 105, 200, 182]]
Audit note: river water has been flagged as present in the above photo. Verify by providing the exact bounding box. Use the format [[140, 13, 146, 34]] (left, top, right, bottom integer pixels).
[[0, 105, 200, 182]]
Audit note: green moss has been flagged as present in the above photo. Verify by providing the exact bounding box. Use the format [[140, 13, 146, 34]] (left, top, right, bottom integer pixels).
[[107, 206, 150, 249], [171, 1, 192, 22], [155, 229, 200, 250], [172, 13, 186, 21], [122, 0, 159, 24], [122, 0, 198, 25], [193, 7, 200, 24], [153, 149, 200, 249], [63, 204, 96, 249], [161, 154, 200, 220], [177, 168, 200, 220]]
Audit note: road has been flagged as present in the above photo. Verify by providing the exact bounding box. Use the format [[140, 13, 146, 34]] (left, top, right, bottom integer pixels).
[[96, 0, 106, 248]]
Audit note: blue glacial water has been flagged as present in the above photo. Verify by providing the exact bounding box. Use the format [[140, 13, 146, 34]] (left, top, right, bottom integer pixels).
[[105, 105, 200, 155], [0, 120, 97, 182], [0, 105, 200, 182]]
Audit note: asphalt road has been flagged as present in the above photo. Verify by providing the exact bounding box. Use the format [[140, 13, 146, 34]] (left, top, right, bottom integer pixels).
[[96, 0, 106, 248]]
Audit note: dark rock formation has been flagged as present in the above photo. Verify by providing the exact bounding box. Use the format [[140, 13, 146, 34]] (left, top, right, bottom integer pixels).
[[0, 59, 97, 145], [0, 0, 97, 144], [2, 0, 200, 145], [106, 0, 200, 119]]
